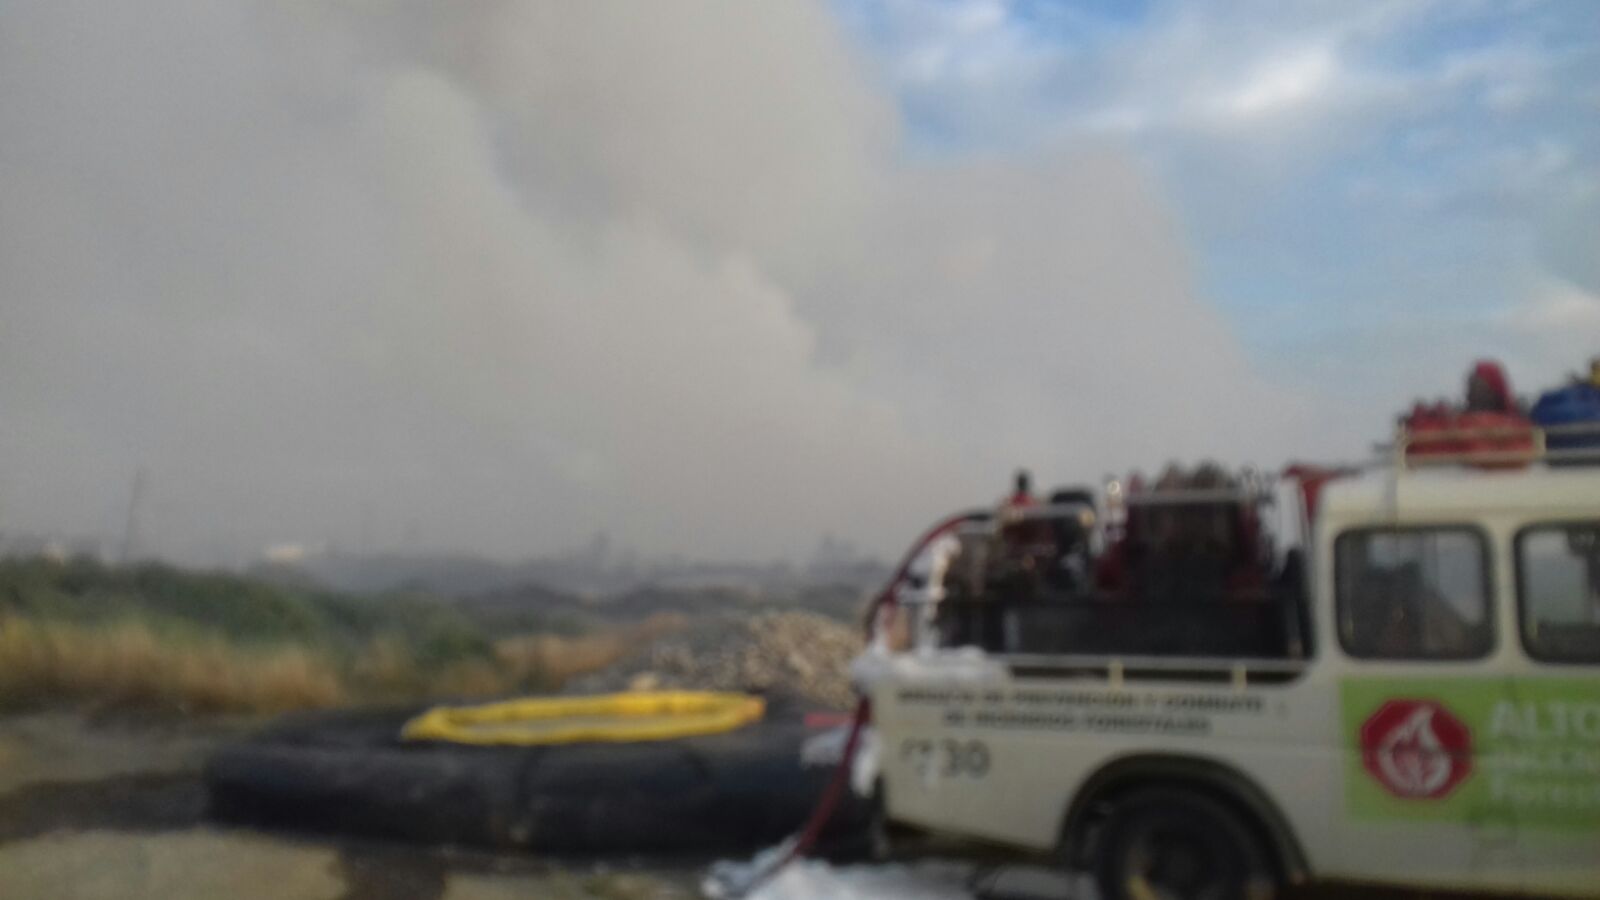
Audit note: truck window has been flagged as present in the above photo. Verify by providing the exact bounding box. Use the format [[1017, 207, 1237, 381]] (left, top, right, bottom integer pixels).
[[1335, 528, 1492, 660], [1515, 522, 1600, 664]]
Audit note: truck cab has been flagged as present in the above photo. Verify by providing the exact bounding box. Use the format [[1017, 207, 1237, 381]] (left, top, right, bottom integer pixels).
[[864, 455, 1600, 898]]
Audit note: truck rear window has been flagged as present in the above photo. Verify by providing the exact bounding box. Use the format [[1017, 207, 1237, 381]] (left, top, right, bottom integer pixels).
[[1515, 522, 1600, 664], [1335, 527, 1493, 660]]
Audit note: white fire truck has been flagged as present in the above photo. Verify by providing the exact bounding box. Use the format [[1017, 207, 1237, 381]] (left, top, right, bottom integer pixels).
[[861, 436, 1600, 898]]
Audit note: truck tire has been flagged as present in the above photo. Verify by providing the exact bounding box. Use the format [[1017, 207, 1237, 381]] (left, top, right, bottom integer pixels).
[[1093, 786, 1276, 900]]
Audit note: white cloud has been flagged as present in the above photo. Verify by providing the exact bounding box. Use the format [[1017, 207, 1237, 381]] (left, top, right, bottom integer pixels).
[[1502, 278, 1600, 339], [879, 0, 1039, 87], [1211, 45, 1339, 120], [1438, 277, 1600, 401]]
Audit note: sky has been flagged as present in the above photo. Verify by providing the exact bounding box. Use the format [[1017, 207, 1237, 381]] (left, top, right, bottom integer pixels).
[[1, 1, 1596, 566], [836, 0, 1600, 394]]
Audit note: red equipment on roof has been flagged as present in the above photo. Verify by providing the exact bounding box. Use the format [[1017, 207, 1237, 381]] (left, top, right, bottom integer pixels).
[[1401, 360, 1535, 469]]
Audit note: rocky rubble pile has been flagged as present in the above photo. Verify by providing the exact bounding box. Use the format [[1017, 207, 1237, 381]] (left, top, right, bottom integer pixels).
[[573, 611, 862, 710]]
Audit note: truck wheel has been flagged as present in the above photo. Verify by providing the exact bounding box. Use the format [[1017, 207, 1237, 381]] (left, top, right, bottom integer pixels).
[[1093, 787, 1275, 900]]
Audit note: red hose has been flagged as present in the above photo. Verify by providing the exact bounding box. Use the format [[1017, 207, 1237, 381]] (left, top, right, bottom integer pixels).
[[861, 510, 989, 639], [732, 696, 871, 897], [734, 510, 988, 897]]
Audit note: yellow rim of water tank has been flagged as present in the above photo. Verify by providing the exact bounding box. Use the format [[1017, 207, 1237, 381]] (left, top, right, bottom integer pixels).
[[399, 690, 766, 746]]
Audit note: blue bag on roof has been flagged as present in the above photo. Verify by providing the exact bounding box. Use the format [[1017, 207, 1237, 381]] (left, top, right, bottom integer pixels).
[[1531, 383, 1600, 461]]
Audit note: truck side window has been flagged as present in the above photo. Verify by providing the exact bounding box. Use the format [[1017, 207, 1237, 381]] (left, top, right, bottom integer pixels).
[[1336, 528, 1492, 660], [1515, 522, 1600, 664]]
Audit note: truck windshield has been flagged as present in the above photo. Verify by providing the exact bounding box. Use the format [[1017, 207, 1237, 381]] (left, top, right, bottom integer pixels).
[[1516, 522, 1600, 664]]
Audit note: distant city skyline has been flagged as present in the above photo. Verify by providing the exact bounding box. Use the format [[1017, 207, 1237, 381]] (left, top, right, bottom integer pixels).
[[0, 520, 884, 575]]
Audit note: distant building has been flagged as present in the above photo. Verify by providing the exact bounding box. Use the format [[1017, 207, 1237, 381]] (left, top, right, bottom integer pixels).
[[0, 532, 113, 563], [260, 541, 330, 565]]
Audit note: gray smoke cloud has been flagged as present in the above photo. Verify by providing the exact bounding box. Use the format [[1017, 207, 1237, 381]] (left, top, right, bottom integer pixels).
[[0, 1, 1323, 564]]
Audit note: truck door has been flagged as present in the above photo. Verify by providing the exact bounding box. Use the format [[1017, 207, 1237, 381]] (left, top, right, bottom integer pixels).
[[1329, 525, 1523, 893], [1506, 520, 1600, 896]]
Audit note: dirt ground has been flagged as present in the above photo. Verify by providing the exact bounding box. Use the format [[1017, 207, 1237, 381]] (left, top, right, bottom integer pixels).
[[0, 712, 1442, 900], [0, 711, 700, 900]]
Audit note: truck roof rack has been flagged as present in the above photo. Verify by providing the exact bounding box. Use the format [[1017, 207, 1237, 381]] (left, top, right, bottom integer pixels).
[[1383, 421, 1600, 469], [1123, 488, 1268, 506]]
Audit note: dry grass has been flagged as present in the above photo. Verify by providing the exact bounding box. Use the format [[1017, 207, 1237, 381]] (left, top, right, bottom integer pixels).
[[0, 617, 344, 714], [494, 612, 685, 684], [0, 612, 685, 715], [429, 659, 512, 698], [347, 636, 512, 699], [350, 611, 684, 700], [489, 608, 684, 679]]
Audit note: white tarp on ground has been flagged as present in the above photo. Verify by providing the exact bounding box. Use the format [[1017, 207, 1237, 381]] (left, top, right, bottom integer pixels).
[[718, 861, 974, 900], [704, 846, 973, 900], [704, 843, 1084, 900]]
